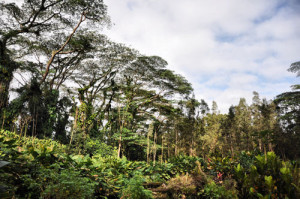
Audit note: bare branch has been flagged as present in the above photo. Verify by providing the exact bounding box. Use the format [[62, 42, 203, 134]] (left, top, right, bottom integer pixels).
[[41, 12, 86, 84]]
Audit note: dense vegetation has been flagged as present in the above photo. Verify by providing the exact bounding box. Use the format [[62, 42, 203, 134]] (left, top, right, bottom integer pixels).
[[0, 1, 299, 198], [1, 130, 299, 198]]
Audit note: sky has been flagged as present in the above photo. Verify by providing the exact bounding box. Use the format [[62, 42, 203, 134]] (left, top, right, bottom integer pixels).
[[103, 0, 300, 112]]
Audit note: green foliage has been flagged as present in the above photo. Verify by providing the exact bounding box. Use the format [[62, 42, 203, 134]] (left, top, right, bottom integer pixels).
[[1, 130, 299, 198], [205, 156, 235, 177], [0, 130, 97, 198], [120, 173, 153, 199], [236, 151, 256, 170], [41, 165, 96, 199], [274, 61, 300, 159], [233, 151, 298, 198], [84, 138, 117, 157], [142, 162, 174, 181], [201, 181, 238, 199], [168, 154, 205, 175]]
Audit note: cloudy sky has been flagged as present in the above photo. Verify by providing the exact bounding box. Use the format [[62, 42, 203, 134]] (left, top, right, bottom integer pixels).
[[103, 0, 300, 112]]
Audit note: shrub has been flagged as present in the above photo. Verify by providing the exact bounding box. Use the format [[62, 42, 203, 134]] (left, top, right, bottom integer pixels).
[[201, 181, 238, 199], [165, 174, 198, 198], [168, 154, 205, 174], [120, 173, 153, 199], [234, 151, 298, 198], [42, 165, 96, 199]]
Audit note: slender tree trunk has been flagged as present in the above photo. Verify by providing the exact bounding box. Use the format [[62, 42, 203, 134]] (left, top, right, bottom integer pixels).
[[147, 123, 153, 164], [190, 136, 194, 156], [34, 112, 38, 137], [175, 129, 178, 156], [117, 121, 124, 159], [167, 143, 170, 159], [24, 123, 28, 137], [70, 107, 79, 145], [117, 104, 126, 158], [268, 133, 273, 151], [153, 130, 157, 166], [1, 111, 5, 130], [259, 138, 262, 152], [32, 106, 36, 137], [31, 119, 35, 137], [264, 144, 267, 161], [268, 140, 273, 151], [231, 129, 236, 157], [117, 135, 122, 158], [147, 130, 150, 164], [20, 122, 24, 137], [161, 135, 164, 164], [268, 143, 273, 151], [230, 144, 234, 157]]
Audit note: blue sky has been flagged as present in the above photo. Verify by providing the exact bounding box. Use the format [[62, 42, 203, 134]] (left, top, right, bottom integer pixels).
[[103, 0, 300, 112]]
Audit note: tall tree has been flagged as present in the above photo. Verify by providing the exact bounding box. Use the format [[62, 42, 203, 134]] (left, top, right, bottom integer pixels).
[[234, 98, 252, 151], [106, 56, 192, 158], [199, 112, 225, 156], [212, 100, 219, 115], [0, 0, 109, 125], [251, 91, 263, 151], [69, 37, 136, 140], [274, 61, 300, 159], [222, 106, 236, 156]]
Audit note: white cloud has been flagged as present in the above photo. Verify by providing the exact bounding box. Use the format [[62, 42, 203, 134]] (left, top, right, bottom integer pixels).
[[103, 0, 300, 112]]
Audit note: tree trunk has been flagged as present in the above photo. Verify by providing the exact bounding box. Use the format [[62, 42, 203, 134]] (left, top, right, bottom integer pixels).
[[147, 123, 153, 164], [147, 130, 150, 164], [167, 143, 170, 159], [259, 138, 262, 152], [0, 80, 10, 112], [175, 129, 178, 156], [153, 130, 157, 166], [70, 107, 79, 145], [1, 111, 5, 129], [231, 129, 236, 157], [190, 137, 194, 156], [161, 135, 164, 164], [117, 134, 122, 158], [118, 114, 126, 158], [0, 72, 14, 114], [268, 133, 273, 151], [0, 46, 18, 113]]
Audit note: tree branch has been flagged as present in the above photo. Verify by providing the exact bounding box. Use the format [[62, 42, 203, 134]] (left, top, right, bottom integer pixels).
[[40, 12, 86, 84]]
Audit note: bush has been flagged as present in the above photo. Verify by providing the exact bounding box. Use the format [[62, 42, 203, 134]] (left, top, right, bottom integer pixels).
[[168, 154, 205, 174], [165, 174, 198, 198], [84, 137, 117, 158], [42, 165, 96, 199], [120, 173, 153, 199], [0, 130, 96, 198], [234, 151, 299, 198], [201, 181, 238, 199]]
